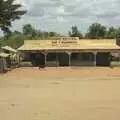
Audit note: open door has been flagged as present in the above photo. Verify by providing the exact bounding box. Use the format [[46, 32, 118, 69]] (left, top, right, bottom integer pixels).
[[96, 52, 110, 66], [31, 53, 45, 67], [58, 53, 69, 66]]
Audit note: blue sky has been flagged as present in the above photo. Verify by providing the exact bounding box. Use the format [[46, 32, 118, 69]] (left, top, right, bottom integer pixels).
[[10, 0, 120, 35]]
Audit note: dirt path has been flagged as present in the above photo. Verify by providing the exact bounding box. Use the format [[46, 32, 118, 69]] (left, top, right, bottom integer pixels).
[[0, 67, 120, 120]]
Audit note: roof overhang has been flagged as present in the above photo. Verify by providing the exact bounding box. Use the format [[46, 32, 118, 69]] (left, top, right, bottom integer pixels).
[[2, 46, 17, 53], [17, 39, 120, 52], [0, 53, 10, 58]]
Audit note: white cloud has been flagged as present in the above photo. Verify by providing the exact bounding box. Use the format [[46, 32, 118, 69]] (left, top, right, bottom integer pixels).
[[57, 6, 65, 14], [11, 0, 120, 34]]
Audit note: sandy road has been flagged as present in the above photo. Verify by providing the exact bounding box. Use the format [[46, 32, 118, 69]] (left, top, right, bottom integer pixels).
[[0, 67, 120, 120]]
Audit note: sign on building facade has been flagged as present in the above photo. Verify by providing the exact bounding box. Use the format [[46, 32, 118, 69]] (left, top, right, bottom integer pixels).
[[24, 37, 80, 49]]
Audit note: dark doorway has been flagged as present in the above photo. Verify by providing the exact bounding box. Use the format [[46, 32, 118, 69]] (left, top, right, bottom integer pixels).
[[71, 53, 94, 66], [31, 53, 36, 66], [57, 53, 69, 66], [96, 52, 110, 66], [31, 53, 45, 67], [47, 53, 57, 67]]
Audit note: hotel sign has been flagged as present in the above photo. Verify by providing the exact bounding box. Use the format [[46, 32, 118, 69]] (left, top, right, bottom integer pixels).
[[52, 40, 78, 47], [25, 39, 79, 48]]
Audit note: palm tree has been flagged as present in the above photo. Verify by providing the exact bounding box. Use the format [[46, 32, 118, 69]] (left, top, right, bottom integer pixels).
[[0, 0, 26, 35]]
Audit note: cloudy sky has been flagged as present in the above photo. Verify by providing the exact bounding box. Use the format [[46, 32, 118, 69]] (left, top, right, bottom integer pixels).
[[12, 0, 120, 35]]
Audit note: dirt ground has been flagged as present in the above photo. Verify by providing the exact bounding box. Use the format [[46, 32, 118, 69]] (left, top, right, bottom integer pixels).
[[0, 67, 120, 120]]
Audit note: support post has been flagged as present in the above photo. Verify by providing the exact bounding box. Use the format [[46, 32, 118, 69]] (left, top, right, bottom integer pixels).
[[18, 52, 21, 67], [0, 58, 4, 73], [56, 53, 59, 67], [109, 52, 111, 67], [94, 52, 97, 66], [44, 53, 47, 67], [68, 52, 71, 67]]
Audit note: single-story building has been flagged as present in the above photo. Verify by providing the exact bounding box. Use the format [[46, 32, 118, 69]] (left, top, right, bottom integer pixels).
[[18, 37, 120, 67], [0, 53, 10, 73], [1, 46, 17, 69]]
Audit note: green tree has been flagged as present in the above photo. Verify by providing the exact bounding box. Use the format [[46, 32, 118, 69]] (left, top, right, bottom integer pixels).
[[0, 0, 26, 35], [0, 34, 25, 48], [107, 27, 117, 39], [23, 24, 37, 37], [49, 32, 57, 37], [69, 26, 83, 39], [23, 24, 61, 39], [86, 23, 107, 39], [116, 27, 120, 45]]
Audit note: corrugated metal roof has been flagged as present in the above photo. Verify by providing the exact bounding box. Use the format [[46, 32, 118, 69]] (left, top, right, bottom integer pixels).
[[18, 39, 120, 51], [2, 46, 17, 53], [0, 53, 10, 58]]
